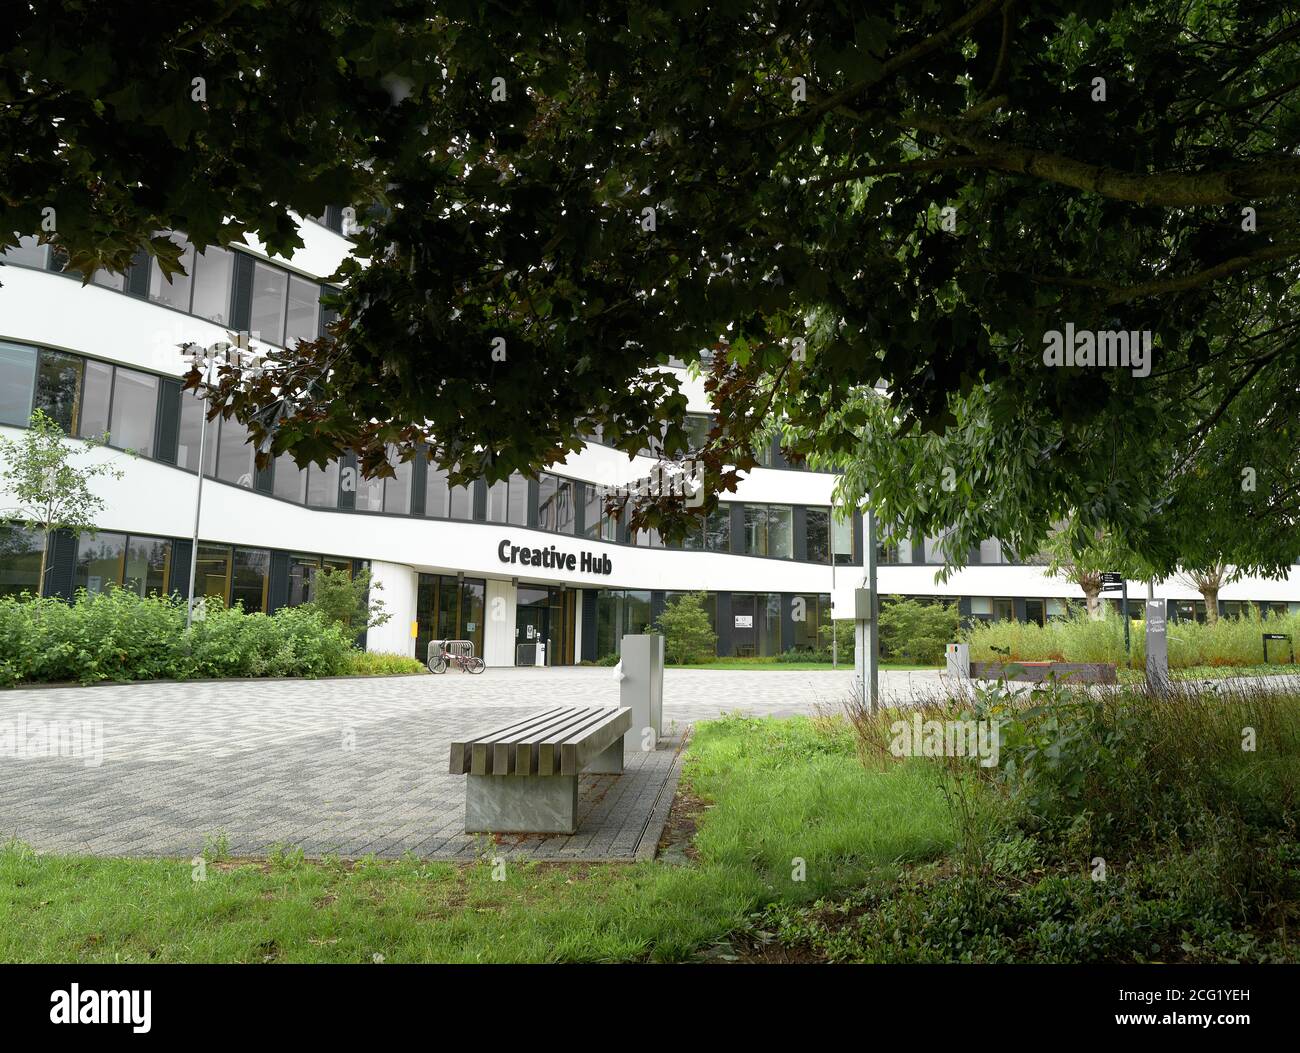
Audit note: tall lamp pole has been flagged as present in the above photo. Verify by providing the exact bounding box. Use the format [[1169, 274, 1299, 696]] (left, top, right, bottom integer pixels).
[[184, 352, 216, 631]]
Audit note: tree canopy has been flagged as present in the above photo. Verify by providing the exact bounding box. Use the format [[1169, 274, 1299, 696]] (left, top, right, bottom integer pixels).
[[4, 0, 1298, 575]]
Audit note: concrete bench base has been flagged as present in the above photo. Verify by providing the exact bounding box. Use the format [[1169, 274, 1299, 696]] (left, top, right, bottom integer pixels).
[[466, 774, 580, 834]]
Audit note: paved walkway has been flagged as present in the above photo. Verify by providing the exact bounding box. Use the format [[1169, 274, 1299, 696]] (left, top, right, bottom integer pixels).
[[0, 667, 898, 862]]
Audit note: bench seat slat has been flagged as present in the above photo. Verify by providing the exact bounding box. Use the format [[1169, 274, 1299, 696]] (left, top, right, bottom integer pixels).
[[449, 706, 568, 774], [450, 706, 631, 777], [560, 709, 632, 775]]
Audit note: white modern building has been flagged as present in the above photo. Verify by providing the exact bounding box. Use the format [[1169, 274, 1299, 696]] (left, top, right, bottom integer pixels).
[[2, 215, 1298, 665]]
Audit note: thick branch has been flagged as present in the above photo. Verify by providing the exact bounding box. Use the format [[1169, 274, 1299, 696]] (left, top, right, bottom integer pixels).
[[901, 112, 1300, 205]]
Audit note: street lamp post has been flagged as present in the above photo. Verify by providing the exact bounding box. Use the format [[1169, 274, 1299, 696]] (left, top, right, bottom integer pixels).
[[183, 352, 216, 631]]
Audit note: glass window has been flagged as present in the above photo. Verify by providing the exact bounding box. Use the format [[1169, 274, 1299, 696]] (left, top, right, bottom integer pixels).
[[191, 246, 233, 325], [273, 452, 306, 502], [33, 349, 82, 433], [2, 235, 47, 269], [767, 505, 793, 559], [108, 367, 158, 456], [76, 359, 113, 440], [507, 474, 528, 526], [123, 536, 171, 597], [175, 389, 217, 473], [354, 465, 384, 511], [969, 596, 993, 617], [584, 485, 608, 540], [250, 261, 287, 344], [437, 574, 459, 638], [284, 275, 320, 346], [684, 413, 712, 451], [832, 514, 854, 565], [231, 548, 270, 612], [978, 539, 1003, 565], [992, 598, 1014, 622], [805, 508, 830, 564], [307, 461, 339, 508], [536, 475, 560, 531], [91, 269, 125, 291], [148, 236, 195, 311], [486, 479, 508, 523], [424, 467, 449, 517], [0, 342, 37, 426], [195, 543, 231, 603], [743, 505, 767, 556], [460, 578, 486, 655], [924, 533, 955, 563], [633, 527, 664, 548], [215, 416, 254, 487], [705, 505, 730, 551], [75, 531, 127, 594], [449, 479, 473, 520], [287, 555, 319, 607], [383, 454, 412, 515], [0, 523, 46, 597]]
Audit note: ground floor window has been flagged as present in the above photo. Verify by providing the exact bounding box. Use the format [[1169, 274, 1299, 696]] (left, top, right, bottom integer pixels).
[[73, 531, 172, 598], [730, 593, 782, 657], [594, 589, 652, 659], [415, 573, 487, 661], [0, 523, 45, 597], [789, 593, 832, 651]]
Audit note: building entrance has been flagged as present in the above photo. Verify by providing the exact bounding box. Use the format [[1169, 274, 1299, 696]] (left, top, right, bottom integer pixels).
[[514, 585, 578, 665]]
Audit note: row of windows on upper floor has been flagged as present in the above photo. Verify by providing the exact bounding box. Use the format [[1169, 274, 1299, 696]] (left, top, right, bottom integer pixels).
[[0, 340, 1020, 567], [1, 234, 335, 351], [1, 238, 825, 475]]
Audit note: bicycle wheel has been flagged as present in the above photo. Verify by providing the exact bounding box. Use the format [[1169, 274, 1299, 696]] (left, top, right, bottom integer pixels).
[[467, 657, 486, 674], [429, 655, 448, 674]]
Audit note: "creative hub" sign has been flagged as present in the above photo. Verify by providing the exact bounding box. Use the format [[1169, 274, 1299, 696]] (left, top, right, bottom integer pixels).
[[497, 539, 612, 575]]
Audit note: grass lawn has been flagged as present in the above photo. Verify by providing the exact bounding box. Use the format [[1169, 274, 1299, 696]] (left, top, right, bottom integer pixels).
[[0, 715, 952, 964]]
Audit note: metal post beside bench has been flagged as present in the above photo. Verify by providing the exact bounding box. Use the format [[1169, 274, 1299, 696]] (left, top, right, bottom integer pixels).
[[448, 706, 632, 834]]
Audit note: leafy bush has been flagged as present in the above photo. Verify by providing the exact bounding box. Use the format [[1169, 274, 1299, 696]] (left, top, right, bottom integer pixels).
[[813, 598, 958, 665], [300, 565, 391, 635], [347, 651, 427, 676], [0, 588, 355, 686], [654, 592, 716, 664], [878, 598, 959, 664]]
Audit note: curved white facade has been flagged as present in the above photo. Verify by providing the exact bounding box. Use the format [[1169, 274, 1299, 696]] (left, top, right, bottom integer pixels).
[[2, 220, 1297, 666]]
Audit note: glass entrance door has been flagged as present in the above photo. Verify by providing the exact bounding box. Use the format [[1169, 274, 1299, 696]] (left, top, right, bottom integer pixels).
[[514, 586, 578, 666]]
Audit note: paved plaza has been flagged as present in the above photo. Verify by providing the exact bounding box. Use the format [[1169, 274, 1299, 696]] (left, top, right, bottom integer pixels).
[[0, 666, 926, 862]]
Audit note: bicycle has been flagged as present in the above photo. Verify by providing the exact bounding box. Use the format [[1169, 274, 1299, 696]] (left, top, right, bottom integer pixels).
[[429, 647, 486, 674]]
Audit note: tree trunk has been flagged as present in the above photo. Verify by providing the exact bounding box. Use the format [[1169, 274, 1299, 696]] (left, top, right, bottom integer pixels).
[[1083, 585, 1103, 620], [38, 531, 50, 598], [1200, 586, 1220, 623]]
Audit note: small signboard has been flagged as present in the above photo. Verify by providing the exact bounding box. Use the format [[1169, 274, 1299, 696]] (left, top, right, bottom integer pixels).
[[1099, 572, 1125, 593], [1263, 633, 1295, 664], [734, 615, 753, 629]]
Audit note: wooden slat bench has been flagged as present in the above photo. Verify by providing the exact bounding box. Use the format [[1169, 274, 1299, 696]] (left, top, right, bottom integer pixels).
[[449, 706, 632, 834]]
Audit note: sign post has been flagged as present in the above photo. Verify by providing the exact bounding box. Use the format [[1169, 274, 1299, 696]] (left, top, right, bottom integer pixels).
[[1145, 595, 1169, 696], [1098, 572, 1129, 660], [854, 508, 880, 713]]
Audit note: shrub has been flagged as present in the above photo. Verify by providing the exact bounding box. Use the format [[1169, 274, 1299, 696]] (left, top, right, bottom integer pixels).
[[654, 592, 716, 664], [0, 588, 355, 686], [878, 598, 959, 664], [300, 565, 391, 635], [347, 651, 427, 676]]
